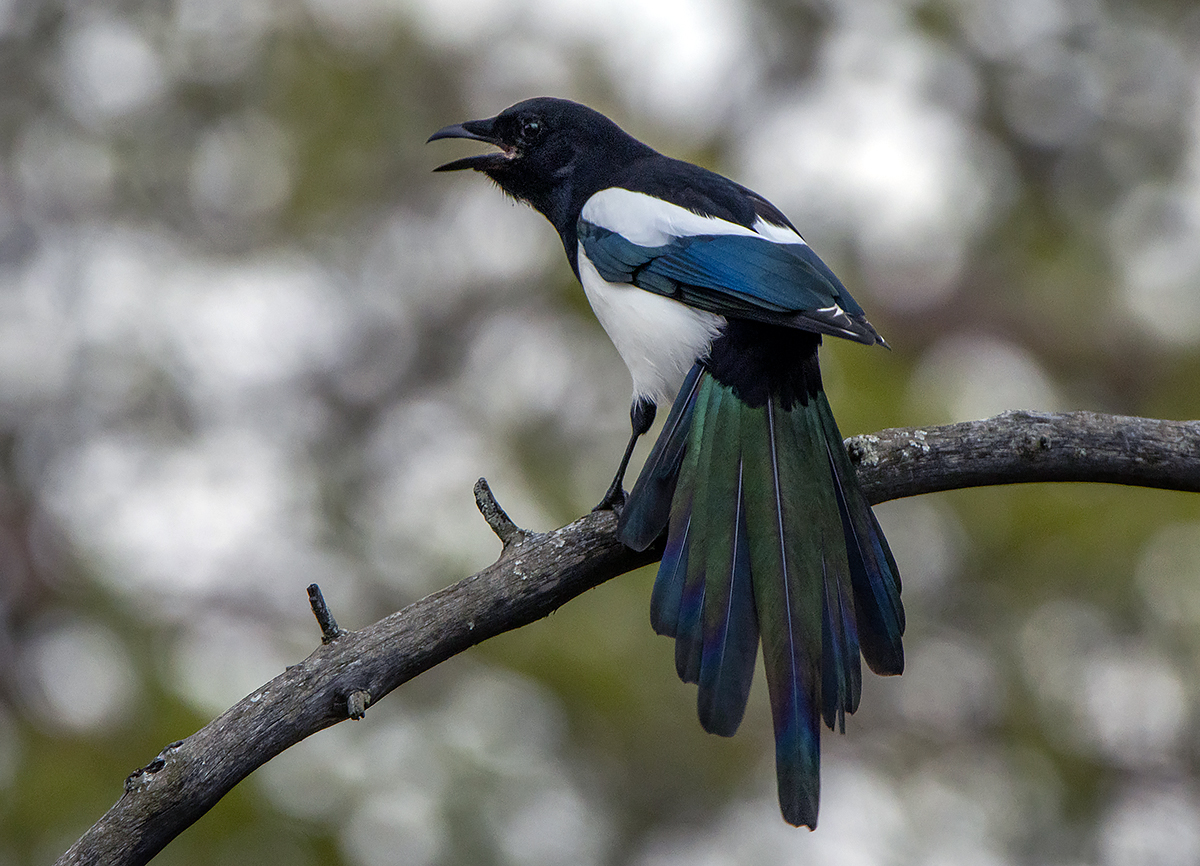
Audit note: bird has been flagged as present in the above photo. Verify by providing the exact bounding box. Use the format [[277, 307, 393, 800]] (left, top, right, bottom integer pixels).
[[429, 97, 904, 829]]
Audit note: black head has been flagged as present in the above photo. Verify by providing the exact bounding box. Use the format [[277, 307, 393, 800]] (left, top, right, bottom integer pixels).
[[428, 97, 653, 231]]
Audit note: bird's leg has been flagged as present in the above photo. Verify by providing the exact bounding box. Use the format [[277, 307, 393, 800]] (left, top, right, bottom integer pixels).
[[594, 396, 657, 512]]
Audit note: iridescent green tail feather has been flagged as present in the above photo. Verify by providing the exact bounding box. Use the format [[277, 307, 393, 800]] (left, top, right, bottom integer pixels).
[[619, 363, 904, 829]]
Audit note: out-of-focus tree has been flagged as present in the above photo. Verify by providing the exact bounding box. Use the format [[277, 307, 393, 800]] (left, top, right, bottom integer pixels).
[[3, 0, 1200, 863]]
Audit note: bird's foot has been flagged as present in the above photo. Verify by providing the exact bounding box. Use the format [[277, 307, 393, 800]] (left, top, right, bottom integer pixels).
[[592, 483, 626, 513]]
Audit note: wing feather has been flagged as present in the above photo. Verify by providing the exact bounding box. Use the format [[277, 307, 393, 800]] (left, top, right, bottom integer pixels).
[[578, 219, 882, 345]]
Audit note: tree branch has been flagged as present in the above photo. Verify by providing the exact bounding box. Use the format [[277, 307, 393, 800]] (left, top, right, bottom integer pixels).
[[848, 410, 1200, 501], [56, 410, 1200, 865]]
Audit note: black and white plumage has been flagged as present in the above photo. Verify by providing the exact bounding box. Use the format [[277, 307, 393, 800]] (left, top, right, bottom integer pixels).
[[430, 97, 904, 829]]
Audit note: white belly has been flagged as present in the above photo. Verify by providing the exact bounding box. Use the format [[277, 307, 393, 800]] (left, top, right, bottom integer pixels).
[[577, 246, 724, 405]]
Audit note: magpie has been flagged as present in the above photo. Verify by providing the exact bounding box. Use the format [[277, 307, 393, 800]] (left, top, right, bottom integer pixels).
[[430, 97, 904, 829]]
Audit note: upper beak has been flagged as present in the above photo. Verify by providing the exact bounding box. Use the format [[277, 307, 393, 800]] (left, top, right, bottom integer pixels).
[[427, 116, 510, 172]]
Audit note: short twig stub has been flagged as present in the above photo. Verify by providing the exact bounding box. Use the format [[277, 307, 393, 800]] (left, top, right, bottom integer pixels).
[[307, 584, 345, 643], [474, 477, 534, 548]]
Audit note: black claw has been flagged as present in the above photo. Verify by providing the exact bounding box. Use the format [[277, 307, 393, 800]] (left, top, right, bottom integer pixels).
[[593, 484, 626, 513]]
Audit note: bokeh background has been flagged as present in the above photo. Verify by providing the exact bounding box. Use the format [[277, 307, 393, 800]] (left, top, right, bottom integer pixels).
[[3, 0, 1200, 863]]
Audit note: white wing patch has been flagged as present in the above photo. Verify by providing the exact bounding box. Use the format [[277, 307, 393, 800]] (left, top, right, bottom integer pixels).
[[578, 246, 724, 405], [581, 187, 806, 248], [814, 304, 854, 330], [751, 216, 807, 245]]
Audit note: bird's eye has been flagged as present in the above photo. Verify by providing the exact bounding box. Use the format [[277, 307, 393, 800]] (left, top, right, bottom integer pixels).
[[520, 118, 542, 143]]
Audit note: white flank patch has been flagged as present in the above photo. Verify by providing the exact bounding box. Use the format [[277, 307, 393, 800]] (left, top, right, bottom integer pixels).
[[577, 247, 724, 404], [581, 187, 806, 247]]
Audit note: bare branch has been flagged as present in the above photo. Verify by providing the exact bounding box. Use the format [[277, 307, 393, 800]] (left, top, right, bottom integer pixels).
[[56, 410, 1200, 866], [848, 410, 1200, 503]]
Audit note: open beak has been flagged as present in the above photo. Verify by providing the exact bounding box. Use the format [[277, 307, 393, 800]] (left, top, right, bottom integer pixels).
[[427, 116, 512, 172]]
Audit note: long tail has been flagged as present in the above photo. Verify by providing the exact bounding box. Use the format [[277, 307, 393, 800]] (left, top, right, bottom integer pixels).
[[618, 358, 904, 829]]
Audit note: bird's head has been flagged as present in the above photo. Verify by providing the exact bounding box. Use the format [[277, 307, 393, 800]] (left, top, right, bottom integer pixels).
[[428, 97, 649, 228]]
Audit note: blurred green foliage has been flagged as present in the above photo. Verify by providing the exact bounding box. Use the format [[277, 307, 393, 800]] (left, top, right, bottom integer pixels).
[[3, 0, 1200, 863]]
